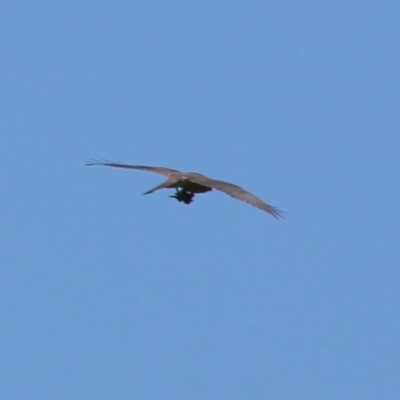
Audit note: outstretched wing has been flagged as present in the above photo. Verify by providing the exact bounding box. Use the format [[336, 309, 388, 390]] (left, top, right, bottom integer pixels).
[[85, 159, 180, 177], [188, 174, 285, 219]]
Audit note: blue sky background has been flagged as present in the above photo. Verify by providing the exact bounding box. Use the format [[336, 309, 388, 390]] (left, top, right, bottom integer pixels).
[[1, 2, 399, 399]]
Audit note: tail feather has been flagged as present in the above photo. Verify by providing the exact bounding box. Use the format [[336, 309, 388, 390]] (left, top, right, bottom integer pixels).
[[143, 180, 170, 195]]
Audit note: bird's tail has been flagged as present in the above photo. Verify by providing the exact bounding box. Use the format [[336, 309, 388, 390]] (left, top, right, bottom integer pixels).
[[143, 180, 170, 195]]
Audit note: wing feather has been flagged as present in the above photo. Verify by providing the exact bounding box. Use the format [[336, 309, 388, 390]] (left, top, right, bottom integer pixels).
[[188, 174, 285, 219], [85, 159, 180, 177]]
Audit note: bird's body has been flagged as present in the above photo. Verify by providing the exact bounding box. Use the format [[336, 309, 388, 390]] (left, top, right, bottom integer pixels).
[[145, 172, 213, 194], [86, 159, 284, 219]]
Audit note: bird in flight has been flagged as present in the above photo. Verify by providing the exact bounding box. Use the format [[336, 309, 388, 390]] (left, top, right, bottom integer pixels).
[[86, 159, 284, 219]]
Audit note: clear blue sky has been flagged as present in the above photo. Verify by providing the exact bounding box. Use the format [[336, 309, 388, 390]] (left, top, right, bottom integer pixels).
[[2, 2, 399, 399]]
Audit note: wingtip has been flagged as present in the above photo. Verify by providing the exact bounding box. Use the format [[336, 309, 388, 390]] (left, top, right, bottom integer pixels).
[[85, 158, 112, 167], [272, 209, 286, 220], [85, 158, 102, 166]]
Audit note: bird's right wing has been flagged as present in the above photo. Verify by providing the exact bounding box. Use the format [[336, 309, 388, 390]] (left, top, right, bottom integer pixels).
[[188, 174, 285, 219], [85, 159, 180, 177]]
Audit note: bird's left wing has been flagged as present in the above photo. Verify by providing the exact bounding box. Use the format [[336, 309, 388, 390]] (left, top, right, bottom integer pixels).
[[188, 173, 285, 219], [85, 159, 180, 177]]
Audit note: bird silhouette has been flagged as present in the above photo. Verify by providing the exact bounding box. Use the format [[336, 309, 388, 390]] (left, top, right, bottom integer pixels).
[[86, 159, 284, 219]]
